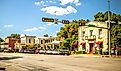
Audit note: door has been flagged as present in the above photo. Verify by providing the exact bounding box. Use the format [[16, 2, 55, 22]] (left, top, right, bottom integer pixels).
[[89, 43, 94, 53]]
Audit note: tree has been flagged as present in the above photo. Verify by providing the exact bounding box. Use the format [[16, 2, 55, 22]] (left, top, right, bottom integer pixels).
[[94, 11, 121, 23], [112, 25, 121, 47], [0, 38, 4, 42], [43, 34, 48, 37], [57, 19, 89, 50], [7, 34, 20, 39]]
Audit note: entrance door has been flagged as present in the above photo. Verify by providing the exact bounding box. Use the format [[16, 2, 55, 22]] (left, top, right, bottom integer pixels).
[[89, 43, 94, 53]]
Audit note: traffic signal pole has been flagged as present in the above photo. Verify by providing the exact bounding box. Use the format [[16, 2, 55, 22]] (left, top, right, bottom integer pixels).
[[108, 0, 111, 57], [42, 17, 70, 24]]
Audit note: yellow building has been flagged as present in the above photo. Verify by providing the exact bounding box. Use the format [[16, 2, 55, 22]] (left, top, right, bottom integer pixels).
[[78, 21, 108, 54]]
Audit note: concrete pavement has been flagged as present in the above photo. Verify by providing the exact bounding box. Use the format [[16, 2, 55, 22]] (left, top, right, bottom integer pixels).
[[0, 53, 121, 71]]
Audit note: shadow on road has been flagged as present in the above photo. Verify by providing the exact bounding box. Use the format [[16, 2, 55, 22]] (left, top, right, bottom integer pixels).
[[0, 67, 6, 71], [0, 56, 23, 60]]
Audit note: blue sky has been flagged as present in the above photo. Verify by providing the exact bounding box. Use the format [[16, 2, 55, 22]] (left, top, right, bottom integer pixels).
[[0, 0, 121, 38]]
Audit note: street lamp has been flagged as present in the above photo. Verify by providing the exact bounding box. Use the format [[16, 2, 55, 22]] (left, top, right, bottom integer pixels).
[[108, 0, 111, 57]]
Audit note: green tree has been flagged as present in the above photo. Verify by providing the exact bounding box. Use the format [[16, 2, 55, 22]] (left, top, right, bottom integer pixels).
[[57, 19, 88, 50], [33, 44, 40, 48], [43, 34, 48, 37], [0, 38, 4, 42], [112, 25, 121, 47], [94, 11, 121, 23], [9, 34, 20, 39]]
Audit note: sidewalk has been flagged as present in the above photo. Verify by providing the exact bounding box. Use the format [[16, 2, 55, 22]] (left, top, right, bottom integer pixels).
[[70, 54, 101, 57], [70, 54, 121, 58]]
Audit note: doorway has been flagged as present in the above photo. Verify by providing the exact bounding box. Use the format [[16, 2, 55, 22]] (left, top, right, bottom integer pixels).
[[89, 43, 94, 53]]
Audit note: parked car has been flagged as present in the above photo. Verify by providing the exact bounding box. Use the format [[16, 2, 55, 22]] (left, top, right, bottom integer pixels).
[[59, 48, 70, 55], [28, 49, 35, 54], [19, 49, 23, 53], [3, 48, 14, 53], [51, 50, 60, 55], [46, 50, 52, 55], [0, 48, 4, 52], [39, 49, 46, 54]]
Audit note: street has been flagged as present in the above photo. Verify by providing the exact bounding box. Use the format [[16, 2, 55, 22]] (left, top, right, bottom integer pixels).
[[0, 53, 121, 71]]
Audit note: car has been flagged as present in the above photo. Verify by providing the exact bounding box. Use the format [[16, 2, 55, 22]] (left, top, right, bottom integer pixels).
[[19, 49, 24, 53], [59, 48, 70, 55], [39, 49, 46, 54], [3, 48, 14, 53], [0, 48, 4, 52], [28, 49, 35, 54], [46, 50, 52, 55], [52, 50, 60, 55]]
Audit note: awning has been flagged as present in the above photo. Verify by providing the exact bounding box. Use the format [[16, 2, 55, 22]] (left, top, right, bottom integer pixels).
[[80, 42, 86, 45], [96, 41, 103, 44], [73, 41, 78, 46]]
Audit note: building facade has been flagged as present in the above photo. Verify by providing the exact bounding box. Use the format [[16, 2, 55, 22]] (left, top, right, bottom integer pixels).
[[78, 21, 108, 54], [20, 34, 60, 50], [5, 37, 20, 49], [35, 37, 59, 49], [20, 34, 36, 48]]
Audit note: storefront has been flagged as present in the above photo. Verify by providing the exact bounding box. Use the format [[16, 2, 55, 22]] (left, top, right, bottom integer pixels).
[[80, 42, 86, 53], [96, 41, 103, 54]]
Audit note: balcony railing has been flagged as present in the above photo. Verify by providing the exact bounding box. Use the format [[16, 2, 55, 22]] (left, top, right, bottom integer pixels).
[[85, 35, 96, 40]]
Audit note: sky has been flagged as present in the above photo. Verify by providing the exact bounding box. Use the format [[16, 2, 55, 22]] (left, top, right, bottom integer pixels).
[[0, 0, 121, 38]]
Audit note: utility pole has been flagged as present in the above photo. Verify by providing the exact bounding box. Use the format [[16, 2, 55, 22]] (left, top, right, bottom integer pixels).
[[108, 0, 111, 57]]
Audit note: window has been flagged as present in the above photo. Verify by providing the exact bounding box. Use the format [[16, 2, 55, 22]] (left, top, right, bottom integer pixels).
[[41, 40, 43, 44], [98, 29, 102, 38], [82, 31, 85, 37], [90, 30, 93, 37], [29, 39, 31, 43]]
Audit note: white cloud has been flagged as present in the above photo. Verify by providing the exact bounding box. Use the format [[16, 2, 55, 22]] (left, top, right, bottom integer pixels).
[[75, 3, 81, 6], [41, 6, 77, 16], [34, 1, 41, 5], [60, 0, 81, 6], [56, 30, 59, 33], [34, 1, 46, 6], [24, 26, 46, 32], [49, 1, 52, 3], [4, 25, 13, 28]]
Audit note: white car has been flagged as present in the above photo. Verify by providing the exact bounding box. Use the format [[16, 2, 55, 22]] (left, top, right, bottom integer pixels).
[[52, 50, 59, 55], [39, 49, 46, 54], [46, 50, 52, 54]]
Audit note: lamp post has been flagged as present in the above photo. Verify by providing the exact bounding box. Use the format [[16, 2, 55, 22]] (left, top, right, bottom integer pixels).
[[108, 0, 111, 57]]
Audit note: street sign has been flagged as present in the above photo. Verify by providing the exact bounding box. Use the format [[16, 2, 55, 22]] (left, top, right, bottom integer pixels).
[[42, 17, 54, 22], [54, 18, 58, 24], [62, 20, 70, 24]]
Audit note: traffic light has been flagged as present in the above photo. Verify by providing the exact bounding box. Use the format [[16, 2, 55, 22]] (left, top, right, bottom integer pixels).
[[42, 17, 54, 22], [62, 20, 70, 24], [54, 18, 58, 24]]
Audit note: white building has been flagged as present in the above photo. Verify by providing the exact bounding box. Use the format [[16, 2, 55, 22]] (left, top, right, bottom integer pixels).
[[78, 21, 108, 54]]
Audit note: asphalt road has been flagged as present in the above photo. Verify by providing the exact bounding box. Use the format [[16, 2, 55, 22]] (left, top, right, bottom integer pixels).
[[0, 53, 121, 71]]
